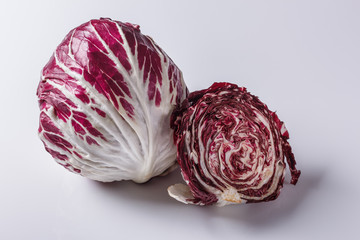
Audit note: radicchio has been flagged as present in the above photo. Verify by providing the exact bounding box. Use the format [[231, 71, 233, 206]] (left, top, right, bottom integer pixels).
[[37, 18, 188, 182], [168, 82, 300, 206]]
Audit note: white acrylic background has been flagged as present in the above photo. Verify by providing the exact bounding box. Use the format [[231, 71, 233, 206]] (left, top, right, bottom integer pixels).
[[0, 0, 359, 239]]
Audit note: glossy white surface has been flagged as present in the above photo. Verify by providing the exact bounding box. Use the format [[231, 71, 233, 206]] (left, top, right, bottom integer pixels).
[[1, 1, 359, 239]]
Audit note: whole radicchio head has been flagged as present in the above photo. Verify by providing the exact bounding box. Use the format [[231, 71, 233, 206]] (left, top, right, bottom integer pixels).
[[37, 18, 188, 182], [168, 82, 300, 206]]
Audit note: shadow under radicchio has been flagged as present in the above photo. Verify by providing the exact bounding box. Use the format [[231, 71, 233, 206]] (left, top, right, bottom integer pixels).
[[92, 167, 185, 206], [202, 165, 325, 228], [92, 160, 325, 222]]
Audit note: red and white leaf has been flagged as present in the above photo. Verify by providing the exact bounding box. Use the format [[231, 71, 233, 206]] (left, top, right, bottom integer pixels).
[[37, 18, 188, 182]]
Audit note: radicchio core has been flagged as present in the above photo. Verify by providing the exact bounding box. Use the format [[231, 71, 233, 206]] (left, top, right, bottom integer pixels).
[[168, 82, 301, 206]]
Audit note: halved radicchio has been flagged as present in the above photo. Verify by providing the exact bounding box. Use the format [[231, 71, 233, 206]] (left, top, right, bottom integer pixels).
[[168, 82, 300, 206], [37, 18, 188, 182]]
